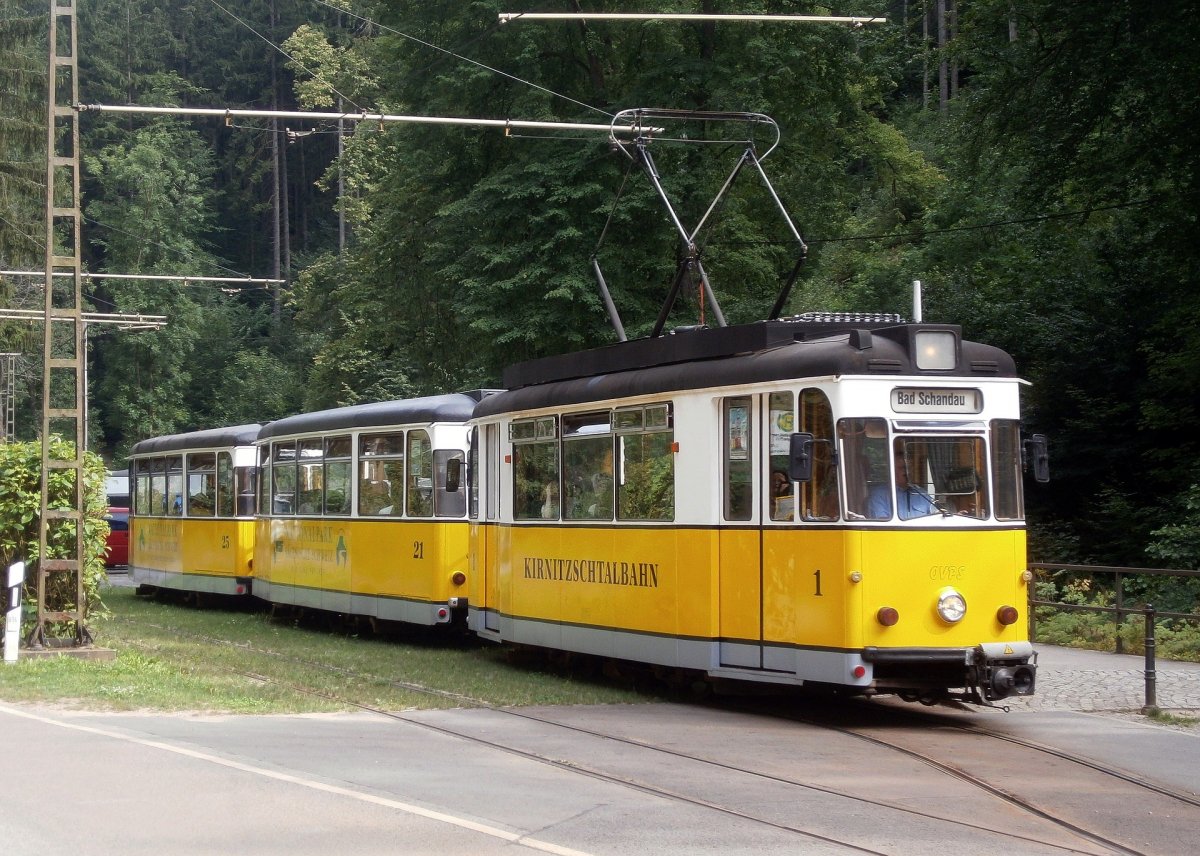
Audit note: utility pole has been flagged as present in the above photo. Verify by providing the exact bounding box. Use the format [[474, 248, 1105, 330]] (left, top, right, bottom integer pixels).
[[34, 0, 90, 649]]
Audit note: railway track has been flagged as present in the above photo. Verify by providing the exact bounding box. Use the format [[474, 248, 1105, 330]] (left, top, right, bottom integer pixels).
[[111, 614, 1196, 855]]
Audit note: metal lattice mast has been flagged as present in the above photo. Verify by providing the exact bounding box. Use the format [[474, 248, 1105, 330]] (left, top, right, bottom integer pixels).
[[32, 0, 89, 648], [0, 354, 16, 441]]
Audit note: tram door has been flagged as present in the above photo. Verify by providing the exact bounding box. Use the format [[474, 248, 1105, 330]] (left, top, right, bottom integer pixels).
[[718, 395, 764, 668]]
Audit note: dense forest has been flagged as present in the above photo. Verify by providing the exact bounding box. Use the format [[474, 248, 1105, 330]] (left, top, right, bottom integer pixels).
[[1, 1, 1198, 569]]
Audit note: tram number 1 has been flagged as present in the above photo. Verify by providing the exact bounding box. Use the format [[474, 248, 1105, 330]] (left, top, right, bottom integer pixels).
[[413, 541, 424, 560], [813, 569, 823, 597]]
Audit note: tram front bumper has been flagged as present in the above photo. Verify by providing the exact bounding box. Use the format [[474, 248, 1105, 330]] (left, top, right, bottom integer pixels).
[[861, 642, 1037, 699]]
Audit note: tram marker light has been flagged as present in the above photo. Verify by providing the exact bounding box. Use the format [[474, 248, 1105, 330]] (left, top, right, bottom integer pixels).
[[877, 607, 899, 627], [996, 606, 1019, 626], [852, 665, 867, 679], [452, 572, 466, 586]]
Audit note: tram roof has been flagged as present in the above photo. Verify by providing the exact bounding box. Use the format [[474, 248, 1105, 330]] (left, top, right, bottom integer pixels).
[[130, 424, 263, 456], [476, 318, 1017, 417], [257, 390, 498, 440]]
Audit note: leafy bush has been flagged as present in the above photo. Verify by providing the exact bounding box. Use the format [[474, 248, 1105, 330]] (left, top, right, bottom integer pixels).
[[0, 437, 110, 628]]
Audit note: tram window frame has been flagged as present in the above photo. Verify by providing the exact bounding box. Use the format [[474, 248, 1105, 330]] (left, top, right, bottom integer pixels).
[[166, 456, 184, 516], [991, 420, 1024, 521], [800, 389, 839, 522], [434, 449, 467, 518], [358, 431, 404, 517], [512, 416, 559, 521], [150, 458, 167, 516], [766, 392, 795, 522], [187, 452, 217, 517], [406, 430, 434, 518], [324, 435, 352, 516], [235, 463, 257, 517], [562, 411, 613, 522], [271, 441, 298, 515], [723, 397, 754, 521], [615, 404, 675, 522]]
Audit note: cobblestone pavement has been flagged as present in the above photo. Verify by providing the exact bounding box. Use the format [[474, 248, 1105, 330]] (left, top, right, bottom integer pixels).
[[1008, 644, 1200, 718]]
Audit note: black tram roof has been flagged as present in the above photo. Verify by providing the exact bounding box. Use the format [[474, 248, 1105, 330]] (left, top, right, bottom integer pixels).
[[476, 317, 1016, 417], [130, 424, 263, 456], [257, 390, 499, 441]]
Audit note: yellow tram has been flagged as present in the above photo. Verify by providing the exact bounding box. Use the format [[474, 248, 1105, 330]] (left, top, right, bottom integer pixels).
[[128, 425, 260, 596], [251, 394, 492, 625], [468, 315, 1043, 704]]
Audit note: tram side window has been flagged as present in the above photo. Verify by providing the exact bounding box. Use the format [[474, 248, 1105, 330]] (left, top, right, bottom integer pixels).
[[512, 417, 558, 521], [616, 405, 674, 521], [991, 420, 1024, 520], [724, 397, 753, 521], [563, 412, 613, 521], [166, 456, 184, 516], [434, 450, 466, 518], [839, 418, 890, 520], [800, 389, 839, 521], [257, 445, 271, 515], [406, 431, 434, 518], [187, 452, 216, 517], [324, 435, 352, 515], [134, 459, 151, 516], [359, 432, 403, 516], [216, 452, 234, 517], [297, 439, 323, 514], [271, 441, 298, 515], [151, 458, 166, 517]]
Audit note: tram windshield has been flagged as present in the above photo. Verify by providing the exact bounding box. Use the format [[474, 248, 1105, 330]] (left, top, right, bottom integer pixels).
[[839, 418, 991, 521]]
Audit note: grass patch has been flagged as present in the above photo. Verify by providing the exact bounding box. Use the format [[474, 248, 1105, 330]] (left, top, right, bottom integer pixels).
[[0, 586, 658, 713], [1144, 707, 1200, 727]]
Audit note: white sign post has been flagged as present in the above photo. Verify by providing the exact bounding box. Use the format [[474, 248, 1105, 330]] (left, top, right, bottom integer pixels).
[[4, 561, 25, 663]]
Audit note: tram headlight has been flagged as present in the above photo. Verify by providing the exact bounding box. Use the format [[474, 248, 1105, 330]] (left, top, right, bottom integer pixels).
[[914, 330, 958, 370], [936, 588, 967, 624]]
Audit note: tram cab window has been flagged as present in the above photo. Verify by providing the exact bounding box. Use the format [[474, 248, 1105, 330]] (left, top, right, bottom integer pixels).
[[297, 439, 324, 514], [563, 412, 613, 521], [235, 465, 257, 517], [134, 459, 151, 516], [615, 404, 674, 521], [271, 442, 297, 515], [324, 435, 352, 516], [893, 437, 989, 520], [187, 452, 216, 517], [767, 392, 796, 521], [257, 445, 271, 515], [434, 450, 466, 518], [511, 417, 558, 521], [991, 420, 1024, 520], [359, 432, 403, 516], [217, 452, 234, 517], [166, 456, 184, 516], [839, 418, 890, 520], [406, 430, 434, 517]]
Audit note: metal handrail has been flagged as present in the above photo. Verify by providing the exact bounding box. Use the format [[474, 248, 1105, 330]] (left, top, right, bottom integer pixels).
[[1028, 563, 1200, 711]]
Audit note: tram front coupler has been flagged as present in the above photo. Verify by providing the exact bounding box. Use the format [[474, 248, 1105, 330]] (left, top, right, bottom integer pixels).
[[972, 642, 1037, 700]]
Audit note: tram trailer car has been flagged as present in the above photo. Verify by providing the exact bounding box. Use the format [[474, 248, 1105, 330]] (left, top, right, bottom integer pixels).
[[129, 425, 261, 597], [251, 393, 493, 625], [468, 315, 1043, 705]]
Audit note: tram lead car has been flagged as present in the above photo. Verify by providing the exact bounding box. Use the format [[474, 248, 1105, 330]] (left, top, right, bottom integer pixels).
[[467, 313, 1046, 706]]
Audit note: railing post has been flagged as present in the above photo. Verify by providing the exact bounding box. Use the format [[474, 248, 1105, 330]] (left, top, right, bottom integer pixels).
[[1142, 603, 1157, 713], [1114, 571, 1124, 654]]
